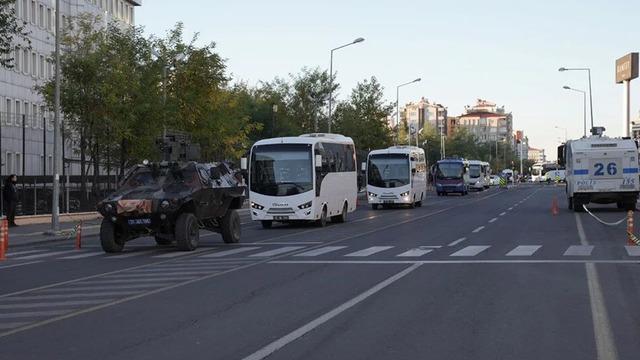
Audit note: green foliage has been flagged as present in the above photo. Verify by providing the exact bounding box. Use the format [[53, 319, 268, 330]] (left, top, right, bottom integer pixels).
[[0, 0, 29, 69], [333, 77, 394, 151]]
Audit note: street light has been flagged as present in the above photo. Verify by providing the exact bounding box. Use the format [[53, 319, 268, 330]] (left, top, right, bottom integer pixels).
[[558, 67, 594, 132], [327, 37, 365, 133], [50, 0, 61, 232], [562, 85, 587, 137], [395, 78, 421, 145], [555, 126, 567, 142]]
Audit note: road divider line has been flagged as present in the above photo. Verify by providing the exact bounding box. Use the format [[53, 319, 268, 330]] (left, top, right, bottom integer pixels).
[[472, 226, 485, 233], [450, 245, 490, 257], [488, 218, 498, 223], [0, 261, 42, 270], [269, 259, 640, 265], [499, 212, 507, 216], [295, 246, 347, 257], [345, 246, 393, 257], [241, 263, 422, 360], [447, 237, 467, 247], [575, 213, 619, 360], [396, 249, 433, 257], [505, 245, 541, 257]]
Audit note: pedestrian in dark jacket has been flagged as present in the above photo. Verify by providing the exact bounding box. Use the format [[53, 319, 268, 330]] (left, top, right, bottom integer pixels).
[[3, 175, 18, 227]]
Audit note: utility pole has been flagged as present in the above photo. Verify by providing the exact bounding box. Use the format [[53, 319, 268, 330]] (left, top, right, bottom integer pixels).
[[50, 0, 61, 232]]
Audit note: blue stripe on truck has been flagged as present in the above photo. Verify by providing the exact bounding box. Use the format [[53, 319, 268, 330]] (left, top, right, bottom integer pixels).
[[623, 168, 639, 174], [573, 169, 588, 175]]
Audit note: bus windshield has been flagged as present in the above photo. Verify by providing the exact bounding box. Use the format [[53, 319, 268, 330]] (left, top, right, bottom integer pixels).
[[367, 154, 409, 188], [436, 162, 464, 180], [469, 164, 481, 178], [250, 144, 313, 196]]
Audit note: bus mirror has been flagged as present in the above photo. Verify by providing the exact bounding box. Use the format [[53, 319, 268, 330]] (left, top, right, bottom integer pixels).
[[240, 157, 248, 170], [557, 145, 566, 166], [315, 154, 322, 168], [361, 162, 366, 172]]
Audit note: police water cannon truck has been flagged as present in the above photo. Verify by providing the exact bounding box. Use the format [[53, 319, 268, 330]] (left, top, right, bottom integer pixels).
[[558, 127, 639, 212]]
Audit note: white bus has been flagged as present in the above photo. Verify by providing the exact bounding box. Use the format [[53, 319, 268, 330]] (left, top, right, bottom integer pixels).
[[248, 133, 357, 228], [366, 146, 427, 209], [467, 160, 487, 191], [481, 161, 491, 189]]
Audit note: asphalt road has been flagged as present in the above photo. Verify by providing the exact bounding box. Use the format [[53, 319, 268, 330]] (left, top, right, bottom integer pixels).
[[1, 184, 640, 359]]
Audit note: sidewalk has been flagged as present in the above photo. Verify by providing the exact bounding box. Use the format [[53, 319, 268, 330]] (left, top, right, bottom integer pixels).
[[7, 213, 102, 248]]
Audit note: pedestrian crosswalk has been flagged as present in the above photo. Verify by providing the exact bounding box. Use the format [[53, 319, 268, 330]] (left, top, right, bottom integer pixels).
[[6, 243, 640, 264]]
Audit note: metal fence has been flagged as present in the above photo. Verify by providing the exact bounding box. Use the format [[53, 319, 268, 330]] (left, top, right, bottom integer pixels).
[[1, 175, 121, 216]]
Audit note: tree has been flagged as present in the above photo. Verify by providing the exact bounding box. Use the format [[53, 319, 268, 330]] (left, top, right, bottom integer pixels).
[[288, 67, 336, 133], [333, 77, 393, 151], [0, 0, 29, 69]]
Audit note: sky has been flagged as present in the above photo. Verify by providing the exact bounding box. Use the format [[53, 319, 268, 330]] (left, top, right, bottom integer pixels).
[[136, 0, 640, 160]]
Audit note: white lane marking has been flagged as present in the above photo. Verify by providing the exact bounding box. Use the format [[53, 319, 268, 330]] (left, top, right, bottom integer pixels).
[[243, 242, 322, 245], [625, 246, 640, 256], [488, 218, 498, 223], [575, 213, 619, 360], [563, 245, 594, 256], [0, 322, 29, 330], [344, 246, 394, 257], [60, 251, 104, 260], [450, 245, 490, 257], [396, 249, 433, 257], [3, 292, 141, 301], [472, 226, 485, 233], [74, 277, 195, 285], [505, 245, 541, 257], [39, 284, 174, 293], [249, 247, 305, 257], [199, 247, 261, 258], [0, 299, 111, 309], [295, 246, 347, 257], [447, 237, 467, 247], [5, 250, 46, 256], [152, 248, 210, 258], [508, 207, 513, 211], [123, 269, 212, 275], [106, 250, 160, 259], [271, 259, 640, 265], [499, 212, 507, 216], [104, 273, 213, 279], [0, 261, 42, 270], [0, 310, 71, 319], [241, 264, 422, 360], [13, 250, 79, 260]]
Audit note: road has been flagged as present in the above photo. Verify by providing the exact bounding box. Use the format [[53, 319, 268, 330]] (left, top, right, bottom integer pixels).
[[1, 184, 640, 359]]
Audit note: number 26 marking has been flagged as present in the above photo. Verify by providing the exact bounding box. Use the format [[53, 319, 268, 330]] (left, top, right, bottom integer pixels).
[[593, 162, 617, 176]]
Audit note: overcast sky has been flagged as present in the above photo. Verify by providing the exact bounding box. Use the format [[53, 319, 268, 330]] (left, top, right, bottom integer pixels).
[[137, 0, 640, 159]]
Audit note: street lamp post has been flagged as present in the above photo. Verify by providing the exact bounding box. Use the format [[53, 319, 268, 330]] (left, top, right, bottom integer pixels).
[[555, 125, 568, 142], [395, 78, 421, 145], [50, 0, 61, 232], [559, 67, 594, 132], [327, 37, 364, 133], [562, 86, 587, 137]]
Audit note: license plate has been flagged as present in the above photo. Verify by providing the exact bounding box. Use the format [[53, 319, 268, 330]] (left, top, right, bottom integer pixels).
[[128, 218, 151, 226], [383, 200, 394, 204], [274, 216, 289, 220]]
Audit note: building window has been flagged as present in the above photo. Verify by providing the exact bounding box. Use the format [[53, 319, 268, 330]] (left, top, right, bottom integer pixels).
[[5, 99, 11, 126], [22, 48, 28, 73], [47, 7, 52, 31], [30, 0, 35, 24], [39, 55, 44, 78], [32, 104, 37, 127], [38, 4, 44, 27], [48, 155, 53, 174], [22, 0, 28, 21], [15, 153, 21, 175], [6, 153, 13, 174], [31, 52, 37, 77], [13, 46, 20, 72], [15, 100, 20, 126]]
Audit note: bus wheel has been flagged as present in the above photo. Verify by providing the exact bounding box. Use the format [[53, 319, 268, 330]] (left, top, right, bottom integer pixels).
[[332, 202, 348, 223], [372, 204, 379, 210], [316, 206, 328, 227]]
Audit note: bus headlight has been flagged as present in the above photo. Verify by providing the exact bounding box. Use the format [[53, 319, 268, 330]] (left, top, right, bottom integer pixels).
[[251, 202, 264, 210], [400, 191, 410, 197], [368, 192, 378, 198], [298, 201, 312, 209]]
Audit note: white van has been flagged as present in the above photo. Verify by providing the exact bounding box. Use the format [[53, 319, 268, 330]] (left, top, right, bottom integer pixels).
[[366, 146, 427, 209], [467, 160, 487, 191]]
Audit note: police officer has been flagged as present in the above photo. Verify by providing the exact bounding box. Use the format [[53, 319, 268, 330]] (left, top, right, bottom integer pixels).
[[3, 174, 18, 227]]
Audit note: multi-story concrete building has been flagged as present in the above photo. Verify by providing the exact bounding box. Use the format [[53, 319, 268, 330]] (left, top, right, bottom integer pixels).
[[0, 0, 141, 177], [401, 97, 447, 133], [528, 147, 545, 162], [457, 99, 513, 143], [632, 111, 640, 139]]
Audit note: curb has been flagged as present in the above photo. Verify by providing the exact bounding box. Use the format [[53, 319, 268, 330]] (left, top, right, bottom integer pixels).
[[10, 231, 99, 249]]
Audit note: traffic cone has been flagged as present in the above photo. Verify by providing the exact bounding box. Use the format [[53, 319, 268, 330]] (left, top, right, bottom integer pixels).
[[551, 196, 559, 216], [75, 221, 83, 250]]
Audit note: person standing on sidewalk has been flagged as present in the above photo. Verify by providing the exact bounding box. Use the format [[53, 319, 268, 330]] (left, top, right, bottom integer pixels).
[[3, 175, 18, 227]]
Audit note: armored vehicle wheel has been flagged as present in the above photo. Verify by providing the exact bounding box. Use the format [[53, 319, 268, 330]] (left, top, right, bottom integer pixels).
[[568, 197, 573, 210], [332, 202, 348, 223], [155, 236, 172, 246], [222, 210, 241, 244], [100, 218, 125, 253], [176, 213, 199, 251], [261, 220, 273, 229]]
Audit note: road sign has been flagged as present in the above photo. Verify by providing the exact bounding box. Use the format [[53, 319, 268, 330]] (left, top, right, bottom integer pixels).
[[615, 53, 638, 84]]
